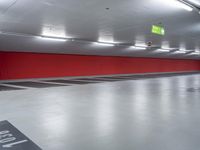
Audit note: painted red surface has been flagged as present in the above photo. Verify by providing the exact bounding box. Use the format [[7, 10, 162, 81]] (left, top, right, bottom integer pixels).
[[0, 51, 200, 80]]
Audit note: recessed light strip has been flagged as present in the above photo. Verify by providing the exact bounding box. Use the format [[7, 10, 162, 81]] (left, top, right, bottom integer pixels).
[[39, 36, 68, 42], [174, 50, 187, 54], [94, 42, 115, 46], [156, 49, 171, 52], [131, 46, 147, 50], [188, 0, 200, 5], [177, 0, 194, 11], [190, 51, 200, 55], [134, 44, 148, 48], [177, 0, 200, 13]]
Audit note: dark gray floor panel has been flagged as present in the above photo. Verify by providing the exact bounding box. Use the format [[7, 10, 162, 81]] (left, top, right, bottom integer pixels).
[[93, 78, 124, 81], [74, 78, 120, 82], [43, 80, 98, 84], [98, 77, 131, 80], [72, 78, 106, 82], [3, 81, 67, 88], [0, 85, 24, 91]]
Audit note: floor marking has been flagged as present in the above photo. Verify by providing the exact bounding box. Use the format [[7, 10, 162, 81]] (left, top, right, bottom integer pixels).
[[2, 140, 28, 148], [0, 120, 42, 150]]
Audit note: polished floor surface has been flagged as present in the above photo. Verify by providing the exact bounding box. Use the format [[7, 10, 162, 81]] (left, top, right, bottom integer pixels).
[[0, 74, 200, 150]]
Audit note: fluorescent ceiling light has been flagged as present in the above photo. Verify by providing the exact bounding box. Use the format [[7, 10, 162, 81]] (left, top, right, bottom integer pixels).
[[161, 46, 175, 50], [38, 36, 67, 42], [167, 0, 193, 11], [94, 42, 115, 46], [188, 0, 200, 5], [191, 51, 200, 55], [176, 0, 193, 11], [156, 49, 170, 52], [41, 26, 68, 38], [134, 44, 148, 48], [130, 46, 146, 50], [174, 50, 187, 54]]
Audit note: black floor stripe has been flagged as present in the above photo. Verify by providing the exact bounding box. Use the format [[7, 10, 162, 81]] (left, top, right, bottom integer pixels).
[[0, 120, 42, 150], [94, 77, 127, 81], [75, 78, 122, 82], [88, 78, 120, 81], [116, 76, 140, 78], [97, 77, 131, 80], [3, 81, 68, 88], [43, 80, 98, 84], [73, 78, 105, 82], [0, 85, 24, 91]]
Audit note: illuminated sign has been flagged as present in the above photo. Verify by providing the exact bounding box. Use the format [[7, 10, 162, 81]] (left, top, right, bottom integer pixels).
[[152, 25, 165, 36]]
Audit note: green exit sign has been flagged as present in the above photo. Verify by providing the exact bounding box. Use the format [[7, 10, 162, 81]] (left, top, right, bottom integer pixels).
[[152, 25, 165, 36]]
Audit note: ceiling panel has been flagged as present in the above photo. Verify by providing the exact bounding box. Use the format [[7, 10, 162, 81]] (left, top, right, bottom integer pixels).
[[0, 0, 200, 59], [0, 0, 17, 13]]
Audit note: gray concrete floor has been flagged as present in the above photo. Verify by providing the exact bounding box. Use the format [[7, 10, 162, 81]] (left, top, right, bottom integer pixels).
[[0, 74, 200, 150]]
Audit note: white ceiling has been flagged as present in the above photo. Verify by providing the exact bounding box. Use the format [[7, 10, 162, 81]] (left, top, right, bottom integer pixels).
[[0, 0, 200, 59]]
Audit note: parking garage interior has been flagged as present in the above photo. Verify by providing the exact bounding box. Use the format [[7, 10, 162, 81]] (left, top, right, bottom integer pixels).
[[0, 0, 200, 150]]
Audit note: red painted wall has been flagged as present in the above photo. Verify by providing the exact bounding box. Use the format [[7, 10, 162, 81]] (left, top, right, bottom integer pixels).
[[0, 51, 200, 80]]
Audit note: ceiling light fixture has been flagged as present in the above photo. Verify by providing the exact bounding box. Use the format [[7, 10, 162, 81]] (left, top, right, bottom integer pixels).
[[94, 42, 115, 46], [156, 49, 171, 52], [174, 50, 187, 54], [38, 36, 67, 42], [130, 46, 147, 50], [191, 51, 200, 55], [188, 0, 200, 5], [176, 0, 193, 11], [134, 44, 148, 48]]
